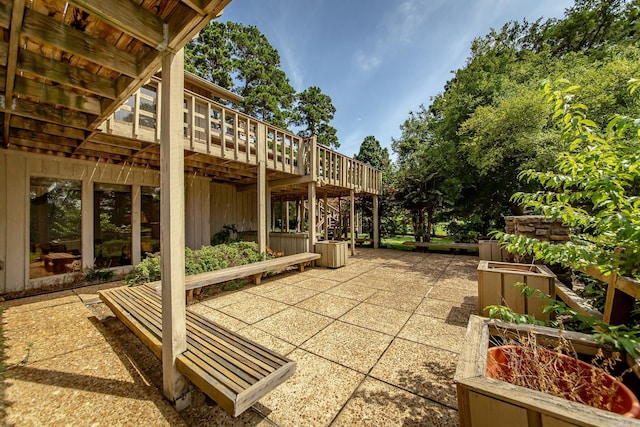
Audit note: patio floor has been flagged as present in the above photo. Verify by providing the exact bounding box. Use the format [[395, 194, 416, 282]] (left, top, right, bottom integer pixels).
[[1, 248, 479, 426]]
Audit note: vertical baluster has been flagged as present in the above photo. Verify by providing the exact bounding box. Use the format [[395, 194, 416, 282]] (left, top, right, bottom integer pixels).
[[220, 108, 226, 158], [234, 114, 239, 160], [156, 82, 162, 142], [190, 95, 196, 150], [246, 119, 251, 163], [205, 101, 211, 154], [133, 90, 140, 139]]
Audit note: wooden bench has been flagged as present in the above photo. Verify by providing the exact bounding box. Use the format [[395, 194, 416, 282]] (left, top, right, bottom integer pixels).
[[146, 252, 321, 302], [99, 284, 296, 417], [402, 241, 479, 253]]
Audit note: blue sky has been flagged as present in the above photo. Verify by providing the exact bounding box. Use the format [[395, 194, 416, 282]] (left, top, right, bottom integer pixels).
[[221, 0, 575, 157]]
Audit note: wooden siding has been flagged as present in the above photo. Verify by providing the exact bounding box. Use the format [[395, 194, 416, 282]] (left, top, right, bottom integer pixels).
[[0, 152, 6, 293], [185, 176, 211, 250]]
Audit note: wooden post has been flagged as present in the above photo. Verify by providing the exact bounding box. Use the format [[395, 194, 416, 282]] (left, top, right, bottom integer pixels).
[[308, 182, 316, 252], [297, 196, 303, 232], [285, 201, 290, 232], [132, 184, 141, 266], [350, 190, 355, 256], [373, 194, 379, 249], [324, 192, 329, 241], [160, 48, 190, 409], [81, 178, 93, 270], [257, 123, 267, 254]]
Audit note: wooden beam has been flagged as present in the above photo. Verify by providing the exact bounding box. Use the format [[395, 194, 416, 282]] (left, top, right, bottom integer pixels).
[[308, 182, 317, 250], [237, 174, 313, 192], [0, 41, 8, 67], [10, 116, 86, 140], [67, 0, 166, 49], [4, 0, 25, 147], [17, 49, 117, 99], [350, 190, 355, 256], [0, 96, 92, 129], [0, 1, 11, 29], [22, 8, 138, 77], [14, 75, 102, 115]]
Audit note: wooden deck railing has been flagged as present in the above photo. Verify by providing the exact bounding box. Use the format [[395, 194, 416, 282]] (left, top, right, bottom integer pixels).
[[100, 81, 381, 194]]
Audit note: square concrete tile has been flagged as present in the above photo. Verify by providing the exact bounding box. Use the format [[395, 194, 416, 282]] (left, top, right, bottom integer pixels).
[[272, 271, 314, 284], [366, 290, 423, 312], [397, 314, 466, 353], [235, 326, 296, 356], [3, 303, 105, 365], [188, 304, 248, 331], [428, 285, 478, 305], [378, 279, 434, 297], [296, 293, 360, 318], [326, 282, 378, 301], [339, 303, 411, 336], [4, 342, 185, 427], [253, 307, 333, 346], [218, 294, 288, 324], [261, 285, 319, 305], [371, 338, 459, 408], [1, 290, 78, 313], [292, 277, 340, 292], [259, 349, 364, 427], [244, 281, 287, 296], [301, 321, 393, 373], [201, 291, 253, 309], [332, 377, 458, 426]]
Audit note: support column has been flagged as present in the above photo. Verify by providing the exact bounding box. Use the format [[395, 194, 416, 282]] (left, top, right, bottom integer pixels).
[[350, 190, 355, 256], [160, 48, 189, 409], [131, 184, 141, 266], [285, 201, 290, 232], [324, 192, 329, 241], [373, 194, 379, 249], [267, 186, 272, 246], [308, 182, 316, 251], [81, 178, 94, 270], [257, 124, 267, 254]]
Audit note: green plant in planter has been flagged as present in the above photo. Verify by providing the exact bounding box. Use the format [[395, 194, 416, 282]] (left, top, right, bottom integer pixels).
[[486, 283, 640, 357], [494, 78, 640, 278]]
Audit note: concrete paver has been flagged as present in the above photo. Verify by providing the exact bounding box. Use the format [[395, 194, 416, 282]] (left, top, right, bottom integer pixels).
[[1, 248, 479, 426]]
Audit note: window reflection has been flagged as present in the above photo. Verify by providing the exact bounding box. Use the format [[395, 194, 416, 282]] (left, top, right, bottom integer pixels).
[[29, 178, 82, 278], [141, 186, 160, 256], [94, 183, 131, 268]]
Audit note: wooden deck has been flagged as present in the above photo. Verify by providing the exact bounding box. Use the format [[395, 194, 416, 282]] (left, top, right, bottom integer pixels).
[[403, 241, 479, 253], [99, 285, 296, 417]]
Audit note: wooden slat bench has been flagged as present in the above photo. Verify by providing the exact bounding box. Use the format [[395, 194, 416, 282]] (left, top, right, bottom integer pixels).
[[147, 252, 321, 302], [99, 284, 296, 417], [402, 241, 479, 253]]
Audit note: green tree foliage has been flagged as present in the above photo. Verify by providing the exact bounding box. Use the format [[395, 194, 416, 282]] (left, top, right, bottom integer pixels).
[[391, 0, 640, 237], [497, 80, 640, 277], [186, 21, 296, 127], [291, 86, 339, 148]]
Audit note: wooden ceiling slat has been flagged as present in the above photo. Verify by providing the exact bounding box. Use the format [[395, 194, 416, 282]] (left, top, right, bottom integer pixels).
[[0, 41, 7, 67], [4, 97, 92, 129], [22, 8, 139, 77], [14, 75, 102, 115], [67, 0, 166, 49], [0, 1, 10, 29], [18, 49, 117, 99], [10, 115, 86, 140]]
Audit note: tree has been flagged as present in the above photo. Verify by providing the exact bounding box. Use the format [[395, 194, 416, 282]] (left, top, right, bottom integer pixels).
[[291, 86, 339, 148], [498, 80, 640, 278], [186, 21, 296, 128]]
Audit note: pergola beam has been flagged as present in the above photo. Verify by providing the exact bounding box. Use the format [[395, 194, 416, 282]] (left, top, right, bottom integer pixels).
[[67, 0, 167, 49]]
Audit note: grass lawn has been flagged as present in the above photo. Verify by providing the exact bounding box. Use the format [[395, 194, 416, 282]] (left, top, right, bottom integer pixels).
[[381, 234, 454, 251]]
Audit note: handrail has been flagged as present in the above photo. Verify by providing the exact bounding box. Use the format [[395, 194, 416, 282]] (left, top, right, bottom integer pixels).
[[101, 82, 382, 194]]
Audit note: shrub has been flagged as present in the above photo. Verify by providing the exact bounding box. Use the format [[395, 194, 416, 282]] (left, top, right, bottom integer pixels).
[[126, 241, 267, 286]]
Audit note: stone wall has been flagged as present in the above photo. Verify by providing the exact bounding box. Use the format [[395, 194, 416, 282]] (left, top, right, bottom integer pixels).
[[504, 215, 570, 242]]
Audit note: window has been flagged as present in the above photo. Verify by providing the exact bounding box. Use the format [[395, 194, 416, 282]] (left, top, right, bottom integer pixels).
[[140, 186, 160, 256], [29, 178, 82, 278], [94, 183, 131, 268]]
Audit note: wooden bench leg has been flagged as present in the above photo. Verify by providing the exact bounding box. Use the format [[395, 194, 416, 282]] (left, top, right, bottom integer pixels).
[[186, 289, 194, 304], [298, 262, 306, 272], [252, 273, 262, 285]]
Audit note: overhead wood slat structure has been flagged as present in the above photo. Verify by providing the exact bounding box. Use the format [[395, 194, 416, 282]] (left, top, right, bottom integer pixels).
[[0, 0, 231, 151]]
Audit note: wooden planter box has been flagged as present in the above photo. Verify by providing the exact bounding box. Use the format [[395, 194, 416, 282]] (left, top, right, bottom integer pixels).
[[477, 261, 556, 320], [314, 240, 348, 268], [455, 316, 637, 427], [478, 240, 509, 262]]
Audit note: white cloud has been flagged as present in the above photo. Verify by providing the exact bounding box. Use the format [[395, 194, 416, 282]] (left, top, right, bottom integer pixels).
[[354, 50, 382, 72]]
